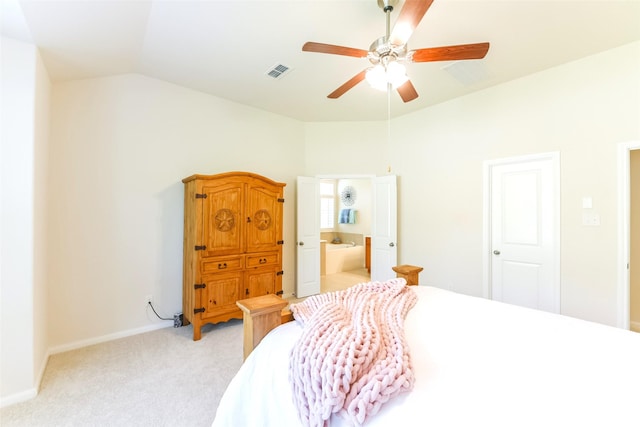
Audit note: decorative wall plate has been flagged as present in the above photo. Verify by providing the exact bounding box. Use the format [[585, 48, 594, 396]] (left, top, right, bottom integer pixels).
[[340, 186, 356, 206]]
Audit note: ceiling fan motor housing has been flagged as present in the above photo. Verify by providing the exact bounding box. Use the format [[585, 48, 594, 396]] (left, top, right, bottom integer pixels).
[[368, 36, 408, 66]]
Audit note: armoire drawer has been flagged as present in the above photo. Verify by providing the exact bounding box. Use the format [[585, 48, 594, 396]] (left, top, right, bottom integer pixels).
[[201, 255, 244, 273], [245, 252, 280, 268]]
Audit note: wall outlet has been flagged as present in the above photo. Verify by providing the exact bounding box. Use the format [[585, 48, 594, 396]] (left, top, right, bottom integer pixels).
[[144, 294, 152, 307], [173, 312, 183, 328]]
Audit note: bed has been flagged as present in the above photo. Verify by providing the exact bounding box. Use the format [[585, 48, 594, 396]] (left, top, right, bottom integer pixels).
[[213, 280, 640, 427]]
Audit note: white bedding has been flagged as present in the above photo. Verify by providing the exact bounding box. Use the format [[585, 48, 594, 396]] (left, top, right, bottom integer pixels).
[[212, 286, 640, 426]]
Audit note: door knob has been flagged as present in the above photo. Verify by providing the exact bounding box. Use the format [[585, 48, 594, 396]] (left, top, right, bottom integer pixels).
[[493, 250, 501, 255], [298, 242, 304, 246], [389, 242, 395, 247]]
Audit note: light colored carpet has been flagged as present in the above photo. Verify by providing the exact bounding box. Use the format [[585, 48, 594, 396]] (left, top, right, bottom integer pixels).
[[1, 269, 370, 427], [0, 320, 243, 427]]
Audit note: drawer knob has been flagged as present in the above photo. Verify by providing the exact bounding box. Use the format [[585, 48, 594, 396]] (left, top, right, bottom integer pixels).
[[218, 263, 227, 269]]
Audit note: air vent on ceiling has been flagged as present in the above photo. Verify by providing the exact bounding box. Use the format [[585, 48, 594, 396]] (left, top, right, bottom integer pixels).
[[441, 60, 488, 86], [265, 63, 292, 80]]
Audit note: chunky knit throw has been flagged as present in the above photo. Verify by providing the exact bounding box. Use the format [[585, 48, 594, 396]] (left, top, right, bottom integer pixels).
[[289, 279, 418, 426]]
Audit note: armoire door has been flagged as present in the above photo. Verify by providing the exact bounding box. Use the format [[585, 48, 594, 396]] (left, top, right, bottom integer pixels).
[[202, 182, 245, 256], [246, 184, 283, 253], [244, 268, 277, 298], [201, 272, 242, 317]]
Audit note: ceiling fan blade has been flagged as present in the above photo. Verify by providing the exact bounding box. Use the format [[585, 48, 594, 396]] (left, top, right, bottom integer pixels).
[[327, 70, 367, 99], [302, 42, 368, 58], [397, 80, 419, 103], [389, 0, 434, 46], [411, 42, 490, 62]]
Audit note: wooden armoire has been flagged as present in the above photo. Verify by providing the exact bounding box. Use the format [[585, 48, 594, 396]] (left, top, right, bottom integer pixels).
[[182, 172, 286, 341]]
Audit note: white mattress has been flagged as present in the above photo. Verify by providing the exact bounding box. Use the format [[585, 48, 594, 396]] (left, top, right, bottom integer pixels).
[[212, 286, 640, 426]]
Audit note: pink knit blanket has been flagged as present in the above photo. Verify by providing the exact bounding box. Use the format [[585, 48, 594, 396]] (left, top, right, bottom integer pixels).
[[289, 279, 418, 426]]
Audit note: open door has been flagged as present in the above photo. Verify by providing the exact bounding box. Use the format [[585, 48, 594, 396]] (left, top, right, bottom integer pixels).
[[296, 177, 321, 297], [371, 175, 398, 281]]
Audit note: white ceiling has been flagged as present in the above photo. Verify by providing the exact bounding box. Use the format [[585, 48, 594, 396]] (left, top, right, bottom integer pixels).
[[2, 0, 640, 122]]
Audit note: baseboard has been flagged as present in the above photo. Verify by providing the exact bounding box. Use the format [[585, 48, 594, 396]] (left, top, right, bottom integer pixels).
[[35, 348, 51, 395], [631, 320, 640, 333], [0, 388, 37, 409], [1, 351, 49, 409], [48, 320, 173, 355]]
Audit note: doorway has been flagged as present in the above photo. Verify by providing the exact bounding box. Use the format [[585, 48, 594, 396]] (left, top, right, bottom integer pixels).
[[483, 152, 561, 312], [322, 177, 372, 293], [617, 141, 640, 331], [295, 175, 397, 299]]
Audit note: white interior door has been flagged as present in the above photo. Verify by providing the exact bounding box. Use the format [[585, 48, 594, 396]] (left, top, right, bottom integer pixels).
[[616, 141, 640, 330], [371, 175, 398, 282], [486, 153, 560, 313], [296, 176, 320, 298]]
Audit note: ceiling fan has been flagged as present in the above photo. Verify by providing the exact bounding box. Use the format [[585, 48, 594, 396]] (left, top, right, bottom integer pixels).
[[302, 0, 490, 102]]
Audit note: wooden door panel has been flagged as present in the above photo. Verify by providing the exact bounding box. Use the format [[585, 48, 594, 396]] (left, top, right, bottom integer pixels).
[[202, 182, 244, 256], [244, 268, 276, 298], [246, 184, 283, 253], [202, 273, 242, 316]]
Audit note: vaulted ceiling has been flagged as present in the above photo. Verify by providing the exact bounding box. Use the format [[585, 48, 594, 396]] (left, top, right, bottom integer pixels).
[[3, 0, 640, 122]]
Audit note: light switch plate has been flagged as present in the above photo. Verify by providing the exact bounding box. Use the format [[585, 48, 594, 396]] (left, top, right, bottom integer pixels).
[[582, 212, 600, 226]]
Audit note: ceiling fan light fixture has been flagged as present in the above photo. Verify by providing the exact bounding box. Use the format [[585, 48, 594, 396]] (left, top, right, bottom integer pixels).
[[365, 61, 408, 91], [365, 64, 388, 91], [386, 61, 409, 87]]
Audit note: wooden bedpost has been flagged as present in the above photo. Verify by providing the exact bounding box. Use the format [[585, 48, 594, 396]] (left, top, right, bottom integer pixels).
[[236, 294, 290, 360], [392, 264, 423, 286]]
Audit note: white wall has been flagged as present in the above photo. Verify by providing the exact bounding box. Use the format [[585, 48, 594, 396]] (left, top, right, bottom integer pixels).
[[47, 74, 305, 349], [336, 178, 372, 237], [305, 41, 640, 327], [0, 36, 51, 405], [304, 121, 391, 176]]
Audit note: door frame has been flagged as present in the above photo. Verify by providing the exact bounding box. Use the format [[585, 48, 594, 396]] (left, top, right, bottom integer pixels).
[[482, 152, 561, 308], [303, 173, 393, 282], [617, 141, 640, 330]]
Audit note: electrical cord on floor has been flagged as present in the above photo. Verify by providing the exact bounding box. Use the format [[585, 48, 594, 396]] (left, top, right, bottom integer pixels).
[[148, 301, 172, 321]]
